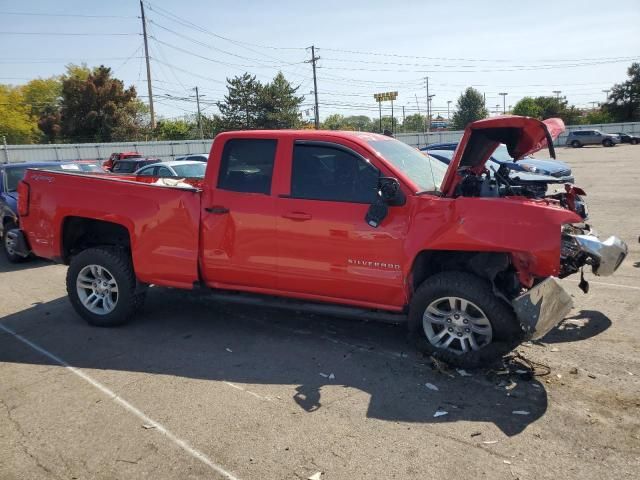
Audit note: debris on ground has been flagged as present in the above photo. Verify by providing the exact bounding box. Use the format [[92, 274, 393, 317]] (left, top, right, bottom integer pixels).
[[483, 440, 499, 444], [457, 369, 473, 377], [503, 460, 512, 465], [328, 373, 335, 380], [319, 372, 336, 379], [141, 423, 156, 430], [470, 432, 481, 437], [433, 410, 448, 418], [505, 380, 518, 391], [512, 410, 530, 416], [550, 347, 560, 352], [588, 373, 597, 379], [429, 356, 456, 378], [319, 373, 328, 378], [308, 472, 323, 480], [425, 382, 439, 391], [570, 367, 579, 375], [225, 348, 233, 353]]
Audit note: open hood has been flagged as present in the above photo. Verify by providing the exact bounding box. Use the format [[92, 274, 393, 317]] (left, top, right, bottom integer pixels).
[[440, 116, 565, 196]]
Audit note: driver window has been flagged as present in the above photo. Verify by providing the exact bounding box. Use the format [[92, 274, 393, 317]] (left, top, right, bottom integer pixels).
[[137, 167, 155, 176], [291, 144, 379, 203]]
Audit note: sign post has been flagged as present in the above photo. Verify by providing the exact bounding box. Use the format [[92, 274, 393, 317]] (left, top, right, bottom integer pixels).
[[373, 91, 398, 134]]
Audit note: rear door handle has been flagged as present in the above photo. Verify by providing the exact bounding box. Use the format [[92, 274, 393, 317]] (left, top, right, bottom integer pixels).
[[205, 206, 229, 214], [282, 211, 312, 221]]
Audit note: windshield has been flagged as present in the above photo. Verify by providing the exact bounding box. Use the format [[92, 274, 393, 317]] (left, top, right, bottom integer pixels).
[[492, 144, 534, 162], [172, 163, 207, 178], [367, 139, 447, 192]]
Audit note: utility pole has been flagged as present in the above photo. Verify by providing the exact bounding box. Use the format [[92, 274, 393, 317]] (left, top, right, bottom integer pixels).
[[499, 92, 508, 114], [391, 99, 394, 135], [427, 95, 435, 130], [193, 86, 204, 139], [378, 102, 382, 132], [425, 76, 430, 132], [414, 94, 425, 137], [553, 90, 562, 101], [447, 100, 452, 120], [602, 89, 610, 103], [2, 135, 8, 164], [307, 46, 320, 129], [140, 0, 155, 129]]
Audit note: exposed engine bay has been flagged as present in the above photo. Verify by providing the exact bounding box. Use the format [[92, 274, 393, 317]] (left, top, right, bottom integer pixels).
[[454, 165, 588, 218]]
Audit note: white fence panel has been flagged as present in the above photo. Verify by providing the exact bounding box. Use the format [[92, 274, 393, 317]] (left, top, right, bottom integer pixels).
[[2, 122, 639, 164]]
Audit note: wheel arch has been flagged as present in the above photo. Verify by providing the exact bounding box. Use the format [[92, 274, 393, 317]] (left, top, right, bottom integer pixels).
[[408, 250, 520, 300], [62, 216, 132, 264]]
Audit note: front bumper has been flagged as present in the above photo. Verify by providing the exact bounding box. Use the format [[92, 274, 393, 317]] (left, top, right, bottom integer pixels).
[[572, 233, 628, 276], [512, 277, 573, 340]]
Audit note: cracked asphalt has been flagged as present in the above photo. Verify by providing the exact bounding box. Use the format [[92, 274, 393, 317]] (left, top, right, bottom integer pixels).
[[1, 145, 639, 479]]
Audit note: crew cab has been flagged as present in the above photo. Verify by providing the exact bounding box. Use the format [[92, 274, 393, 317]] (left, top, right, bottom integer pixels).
[[102, 151, 144, 171], [9, 116, 628, 367]]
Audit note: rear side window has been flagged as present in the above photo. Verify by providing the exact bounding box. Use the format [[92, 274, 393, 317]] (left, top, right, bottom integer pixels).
[[291, 144, 379, 203], [218, 139, 276, 194], [113, 161, 136, 173]]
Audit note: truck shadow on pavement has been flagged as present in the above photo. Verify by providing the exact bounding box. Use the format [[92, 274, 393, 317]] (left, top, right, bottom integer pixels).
[[0, 287, 579, 437], [541, 310, 612, 344]]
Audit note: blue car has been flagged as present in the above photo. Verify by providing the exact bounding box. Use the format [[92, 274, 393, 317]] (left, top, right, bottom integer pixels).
[[1, 161, 103, 262], [422, 142, 574, 184]]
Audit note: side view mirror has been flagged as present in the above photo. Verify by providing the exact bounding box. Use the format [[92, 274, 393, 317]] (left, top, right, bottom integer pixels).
[[365, 177, 403, 228]]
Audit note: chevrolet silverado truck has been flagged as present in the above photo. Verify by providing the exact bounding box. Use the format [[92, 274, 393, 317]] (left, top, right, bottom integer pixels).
[[9, 116, 628, 367]]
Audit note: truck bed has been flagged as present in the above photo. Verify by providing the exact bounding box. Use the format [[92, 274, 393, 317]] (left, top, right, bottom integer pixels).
[[20, 170, 203, 289]]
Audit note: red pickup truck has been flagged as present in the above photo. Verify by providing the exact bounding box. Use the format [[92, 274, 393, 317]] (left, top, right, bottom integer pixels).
[[9, 116, 627, 367]]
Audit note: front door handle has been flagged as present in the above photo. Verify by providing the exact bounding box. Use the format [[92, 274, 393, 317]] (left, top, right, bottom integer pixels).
[[205, 206, 229, 214], [282, 211, 312, 221]]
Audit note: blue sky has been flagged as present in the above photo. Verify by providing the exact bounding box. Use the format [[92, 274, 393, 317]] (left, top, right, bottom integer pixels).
[[1, 0, 639, 121]]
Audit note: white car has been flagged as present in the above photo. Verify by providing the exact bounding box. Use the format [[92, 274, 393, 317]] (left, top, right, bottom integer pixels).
[[174, 154, 208, 162], [134, 160, 207, 178]]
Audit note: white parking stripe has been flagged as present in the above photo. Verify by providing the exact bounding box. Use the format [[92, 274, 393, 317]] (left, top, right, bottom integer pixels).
[[0, 323, 241, 480], [565, 278, 640, 291]]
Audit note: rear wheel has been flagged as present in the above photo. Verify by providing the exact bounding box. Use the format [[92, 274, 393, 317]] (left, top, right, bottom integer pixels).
[[3, 221, 27, 263], [66, 247, 145, 327], [602, 138, 613, 147], [408, 272, 523, 368], [631, 138, 638, 145], [571, 140, 581, 148]]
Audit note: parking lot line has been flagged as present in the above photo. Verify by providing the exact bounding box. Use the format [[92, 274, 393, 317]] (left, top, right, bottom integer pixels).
[[0, 322, 241, 480]]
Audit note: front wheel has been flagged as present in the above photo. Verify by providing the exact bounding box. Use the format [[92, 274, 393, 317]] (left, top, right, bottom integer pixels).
[[602, 139, 613, 147], [630, 138, 638, 145], [408, 272, 524, 368], [570, 140, 581, 148], [66, 247, 145, 327]]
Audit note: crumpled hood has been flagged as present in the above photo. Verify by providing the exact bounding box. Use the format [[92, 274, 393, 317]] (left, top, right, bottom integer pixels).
[[441, 116, 565, 196]]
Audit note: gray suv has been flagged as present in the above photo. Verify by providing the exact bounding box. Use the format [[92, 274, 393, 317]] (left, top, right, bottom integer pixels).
[[566, 130, 620, 148]]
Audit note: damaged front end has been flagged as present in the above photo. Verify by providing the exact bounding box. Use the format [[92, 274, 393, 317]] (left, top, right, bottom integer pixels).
[[560, 224, 628, 278]]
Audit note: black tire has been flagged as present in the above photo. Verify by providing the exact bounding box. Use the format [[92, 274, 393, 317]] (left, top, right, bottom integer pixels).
[[66, 247, 145, 327], [570, 140, 581, 148], [3, 221, 27, 263], [631, 138, 638, 145], [602, 139, 613, 147], [408, 271, 524, 369]]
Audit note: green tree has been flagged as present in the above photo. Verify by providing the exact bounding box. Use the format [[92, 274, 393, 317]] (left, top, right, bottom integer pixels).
[[57, 65, 143, 142], [402, 113, 425, 132], [259, 72, 304, 129], [322, 114, 347, 130], [603, 62, 640, 122], [217, 73, 263, 129], [512, 97, 542, 118], [452, 87, 489, 130], [0, 85, 40, 143], [343, 115, 374, 131], [584, 108, 613, 124], [154, 118, 194, 140], [21, 76, 62, 119]]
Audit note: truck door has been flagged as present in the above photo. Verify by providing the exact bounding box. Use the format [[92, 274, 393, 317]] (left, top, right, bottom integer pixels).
[[200, 137, 280, 290], [275, 141, 408, 309]]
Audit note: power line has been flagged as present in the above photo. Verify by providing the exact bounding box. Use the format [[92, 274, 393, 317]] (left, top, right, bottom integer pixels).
[[0, 11, 137, 19], [0, 31, 140, 36]]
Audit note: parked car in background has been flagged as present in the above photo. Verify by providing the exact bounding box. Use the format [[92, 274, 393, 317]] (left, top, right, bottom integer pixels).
[[423, 142, 574, 183], [566, 130, 620, 148], [174, 154, 208, 162], [111, 157, 160, 174], [1, 161, 103, 262], [614, 132, 639, 145], [134, 160, 207, 178], [103, 152, 143, 171]]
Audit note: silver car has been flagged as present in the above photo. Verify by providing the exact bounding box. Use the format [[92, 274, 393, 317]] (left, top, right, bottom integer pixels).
[[566, 130, 620, 148]]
